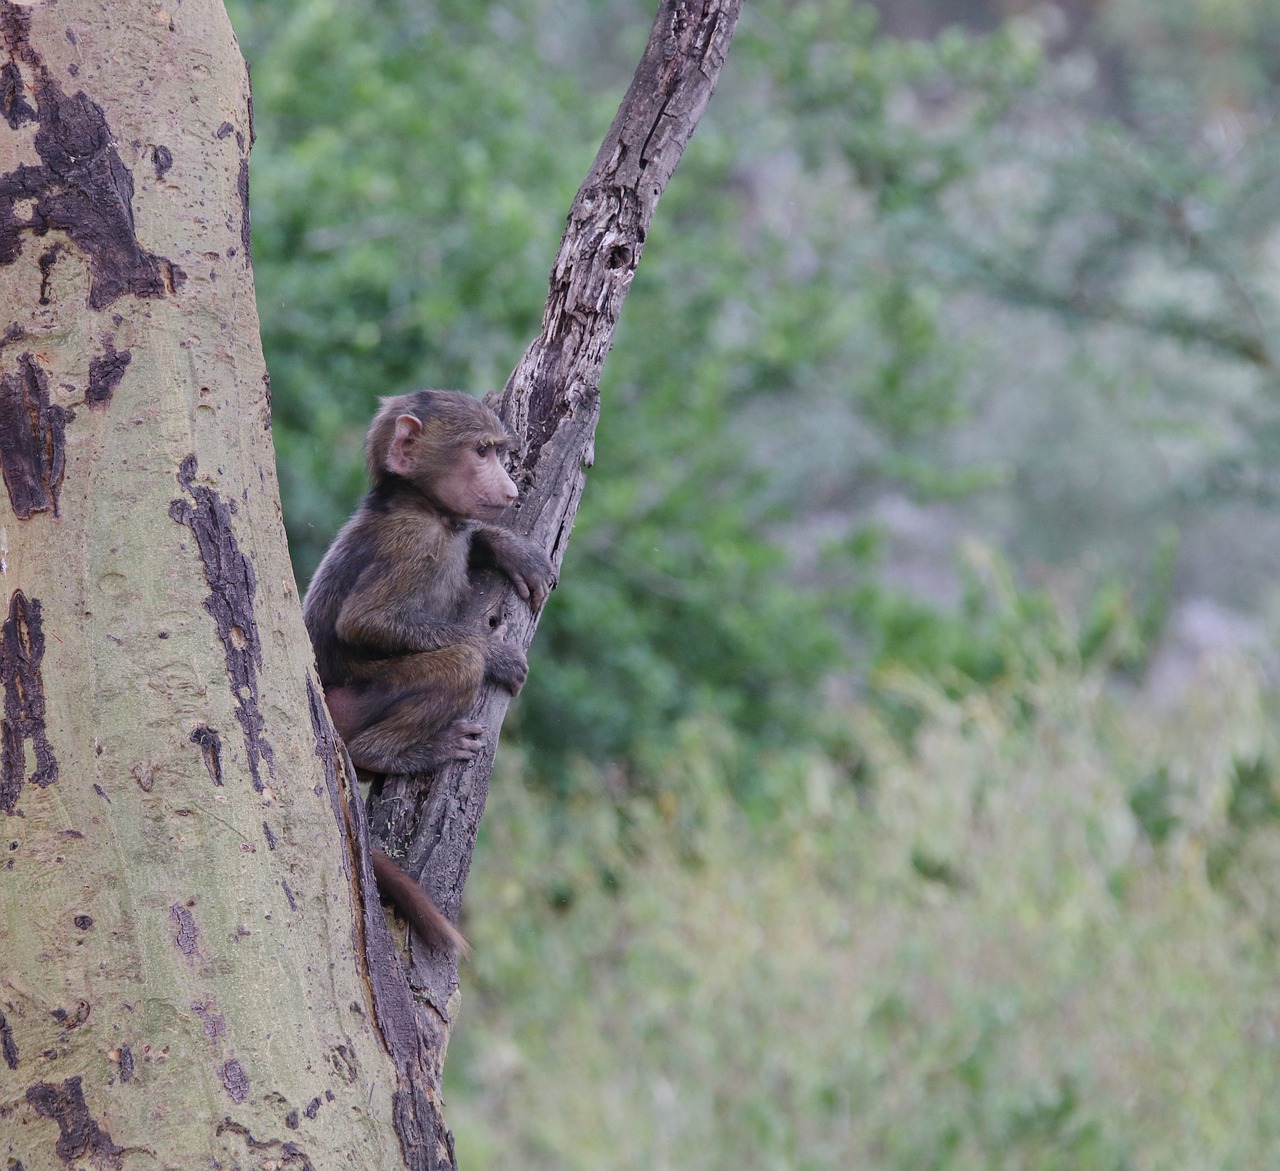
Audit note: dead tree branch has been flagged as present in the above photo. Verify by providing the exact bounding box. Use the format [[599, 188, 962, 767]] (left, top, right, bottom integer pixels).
[[361, 1, 743, 1165]]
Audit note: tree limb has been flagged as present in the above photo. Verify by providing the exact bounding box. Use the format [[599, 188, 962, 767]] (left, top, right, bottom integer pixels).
[[365, 0, 743, 1164]]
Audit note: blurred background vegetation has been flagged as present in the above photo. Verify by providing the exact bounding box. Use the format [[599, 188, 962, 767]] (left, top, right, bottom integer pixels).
[[227, 0, 1280, 1164]]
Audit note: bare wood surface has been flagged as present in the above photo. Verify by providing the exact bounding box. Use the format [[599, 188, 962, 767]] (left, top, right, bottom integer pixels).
[[365, 0, 743, 1163]]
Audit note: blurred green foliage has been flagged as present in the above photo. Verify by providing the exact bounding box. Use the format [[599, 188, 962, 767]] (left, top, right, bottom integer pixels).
[[231, 0, 1040, 783], [231, 0, 853, 780], [227, 0, 1280, 1162], [230, 0, 1280, 788], [453, 646, 1280, 1168], [231, 0, 1142, 783]]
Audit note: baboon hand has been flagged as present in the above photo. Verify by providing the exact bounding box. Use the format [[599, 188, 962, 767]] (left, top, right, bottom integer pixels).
[[506, 545, 555, 612], [438, 719, 486, 762], [485, 638, 529, 695]]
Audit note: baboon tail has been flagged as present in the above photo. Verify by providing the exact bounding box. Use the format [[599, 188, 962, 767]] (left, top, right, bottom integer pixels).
[[370, 845, 470, 958]]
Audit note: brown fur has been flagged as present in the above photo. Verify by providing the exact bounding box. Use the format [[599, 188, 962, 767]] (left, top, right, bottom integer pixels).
[[370, 846, 470, 957], [304, 390, 554, 954]]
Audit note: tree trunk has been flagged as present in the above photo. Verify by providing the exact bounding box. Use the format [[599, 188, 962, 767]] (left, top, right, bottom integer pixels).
[[0, 0, 741, 1166], [0, 2, 408, 1166]]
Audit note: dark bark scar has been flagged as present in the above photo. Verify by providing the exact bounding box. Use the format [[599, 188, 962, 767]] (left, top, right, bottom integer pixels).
[[237, 157, 251, 265], [305, 676, 345, 845], [215, 1118, 317, 1170], [85, 337, 131, 409], [220, 1057, 249, 1103], [169, 456, 274, 792], [189, 723, 223, 786], [0, 588, 57, 813], [169, 902, 199, 961], [37, 241, 64, 304], [1, 59, 35, 128], [0, 2, 186, 310], [193, 999, 228, 1045], [25, 1076, 124, 1169], [0, 351, 67, 519], [0, 1006, 18, 1069]]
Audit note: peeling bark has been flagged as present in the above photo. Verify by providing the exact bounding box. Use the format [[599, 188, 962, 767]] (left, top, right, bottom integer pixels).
[[0, 353, 66, 519], [0, 1, 185, 309], [170, 454, 276, 793], [0, 588, 56, 811]]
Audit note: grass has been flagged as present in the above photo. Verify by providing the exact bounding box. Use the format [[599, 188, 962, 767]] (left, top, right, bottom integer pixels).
[[447, 652, 1280, 1170]]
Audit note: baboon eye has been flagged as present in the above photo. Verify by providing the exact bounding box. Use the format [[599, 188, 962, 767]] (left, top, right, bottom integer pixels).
[[476, 444, 490, 458]]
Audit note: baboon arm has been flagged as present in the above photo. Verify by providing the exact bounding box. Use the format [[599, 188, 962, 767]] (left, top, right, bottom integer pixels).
[[470, 525, 555, 610]]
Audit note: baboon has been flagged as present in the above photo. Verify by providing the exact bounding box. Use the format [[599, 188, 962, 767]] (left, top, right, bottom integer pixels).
[[304, 389, 554, 952]]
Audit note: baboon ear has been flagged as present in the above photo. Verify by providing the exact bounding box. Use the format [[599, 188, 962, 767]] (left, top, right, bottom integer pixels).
[[387, 414, 423, 476]]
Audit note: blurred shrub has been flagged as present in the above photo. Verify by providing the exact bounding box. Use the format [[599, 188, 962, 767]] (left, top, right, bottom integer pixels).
[[450, 646, 1280, 1169], [241, 0, 1186, 789], [231, 0, 1280, 782], [229, 0, 1023, 784]]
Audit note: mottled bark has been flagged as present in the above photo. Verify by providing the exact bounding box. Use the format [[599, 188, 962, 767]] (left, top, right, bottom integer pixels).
[[0, 2, 406, 1166], [367, 1, 744, 1165]]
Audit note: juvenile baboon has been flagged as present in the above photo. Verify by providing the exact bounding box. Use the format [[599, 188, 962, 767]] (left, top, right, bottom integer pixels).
[[304, 389, 554, 951]]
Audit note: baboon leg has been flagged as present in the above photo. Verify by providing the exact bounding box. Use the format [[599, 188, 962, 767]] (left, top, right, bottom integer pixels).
[[331, 645, 487, 774], [347, 713, 487, 774]]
